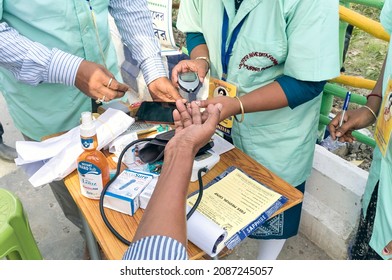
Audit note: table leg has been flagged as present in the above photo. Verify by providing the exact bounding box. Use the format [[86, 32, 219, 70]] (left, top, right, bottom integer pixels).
[[80, 210, 101, 260]]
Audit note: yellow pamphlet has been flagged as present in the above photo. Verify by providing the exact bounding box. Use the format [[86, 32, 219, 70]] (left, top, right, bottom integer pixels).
[[186, 166, 287, 257], [374, 78, 392, 156]]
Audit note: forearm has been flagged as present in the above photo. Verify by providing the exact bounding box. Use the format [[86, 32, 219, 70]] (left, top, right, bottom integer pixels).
[[0, 23, 82, 86], [110, 0, 166, 85], [366, 56, 386, 116], [240, 82, 289, 113], [132, 145, 194, 246]]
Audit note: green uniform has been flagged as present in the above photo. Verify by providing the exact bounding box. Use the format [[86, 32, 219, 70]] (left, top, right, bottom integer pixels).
[[363, 0, 392, 259]]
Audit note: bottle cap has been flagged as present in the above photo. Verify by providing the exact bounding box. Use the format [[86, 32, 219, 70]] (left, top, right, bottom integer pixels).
[[80, 111, 96, 137]]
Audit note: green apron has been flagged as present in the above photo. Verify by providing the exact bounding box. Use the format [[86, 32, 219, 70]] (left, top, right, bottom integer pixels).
[[177, 0, 340, 186]]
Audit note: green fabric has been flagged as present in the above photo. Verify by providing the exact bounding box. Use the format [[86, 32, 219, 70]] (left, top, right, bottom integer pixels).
[[0, 0, 120, 140], [364, 0, 392, 260], [177, 0, 340, 186]]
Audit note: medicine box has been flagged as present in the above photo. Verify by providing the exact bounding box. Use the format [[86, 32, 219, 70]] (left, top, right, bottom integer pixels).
[[103, 169, 155, 216]]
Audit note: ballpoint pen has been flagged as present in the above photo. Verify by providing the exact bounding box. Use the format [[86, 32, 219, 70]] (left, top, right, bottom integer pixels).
[[339, 91, 352, 128]]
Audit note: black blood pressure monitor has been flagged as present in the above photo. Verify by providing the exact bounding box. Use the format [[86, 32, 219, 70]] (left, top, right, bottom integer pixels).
[[178, 72, 202, 102]]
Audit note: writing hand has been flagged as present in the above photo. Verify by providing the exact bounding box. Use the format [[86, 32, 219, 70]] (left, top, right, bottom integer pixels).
[[328, 107, 376, 143]]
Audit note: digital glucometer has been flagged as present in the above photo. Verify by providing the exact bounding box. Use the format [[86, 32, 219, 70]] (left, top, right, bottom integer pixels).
[[178, 72, 202, 102]]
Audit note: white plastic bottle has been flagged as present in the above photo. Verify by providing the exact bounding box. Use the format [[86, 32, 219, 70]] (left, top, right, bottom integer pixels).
[[77, 112, 109, 199]]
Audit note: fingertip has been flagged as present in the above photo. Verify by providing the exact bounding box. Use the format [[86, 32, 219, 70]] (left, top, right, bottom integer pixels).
[[216, 103, 223, 112]]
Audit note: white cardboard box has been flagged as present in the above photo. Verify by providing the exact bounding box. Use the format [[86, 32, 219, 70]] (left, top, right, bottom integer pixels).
[[104, 169, 155, 216]]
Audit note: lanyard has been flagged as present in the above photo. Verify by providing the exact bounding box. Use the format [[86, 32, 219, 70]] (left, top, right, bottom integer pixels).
[[221, 8, 247, 81]]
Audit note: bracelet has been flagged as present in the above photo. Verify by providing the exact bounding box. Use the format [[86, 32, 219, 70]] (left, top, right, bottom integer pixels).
[[366, 93, 382, 100], [363, 105, 378, 120], [234, 96, 245, 123], [195, 56, 210, 70]]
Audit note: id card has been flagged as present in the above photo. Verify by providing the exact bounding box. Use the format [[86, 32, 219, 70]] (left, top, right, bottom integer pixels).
[[209, 77, 237, 136], [374, 78, 392, 156]]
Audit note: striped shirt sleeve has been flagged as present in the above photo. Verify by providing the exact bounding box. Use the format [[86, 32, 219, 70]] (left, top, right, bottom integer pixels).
[[109, 0, 167, 85], [0, 22, 83, 86], [122, 235, 188, 260]]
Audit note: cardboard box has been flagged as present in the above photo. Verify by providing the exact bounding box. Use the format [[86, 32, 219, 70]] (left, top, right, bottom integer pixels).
[[104, 169, 155, 216]]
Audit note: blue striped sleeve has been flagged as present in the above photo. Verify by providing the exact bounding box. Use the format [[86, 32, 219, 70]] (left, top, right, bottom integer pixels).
[[122, 235, 188, 260], [0, 22, 82, 86], [275, 75, 327, 109], [110, 0, 167, 84]]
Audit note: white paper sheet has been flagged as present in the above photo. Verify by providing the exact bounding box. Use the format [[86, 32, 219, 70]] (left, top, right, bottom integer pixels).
[[15, 108, 134, 187], [186, 205, 227, 257]]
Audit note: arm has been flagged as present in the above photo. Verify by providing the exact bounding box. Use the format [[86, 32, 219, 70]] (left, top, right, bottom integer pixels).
[[123, 100, 222, 260], [110, 0, 181, 101], [0, 22, 128, 102]]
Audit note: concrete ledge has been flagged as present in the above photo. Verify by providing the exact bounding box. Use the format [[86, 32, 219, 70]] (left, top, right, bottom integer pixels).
[[300, 144, 369, 259]]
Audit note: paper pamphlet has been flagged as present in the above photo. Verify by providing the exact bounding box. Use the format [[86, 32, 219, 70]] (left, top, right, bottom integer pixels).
[[147, 0, 181, 55], [374, 77, 392, 156], [186, 166, 287, 257], [208, 78, 237, 136]]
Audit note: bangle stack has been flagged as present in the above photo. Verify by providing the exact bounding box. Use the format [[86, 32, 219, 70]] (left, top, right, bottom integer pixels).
[[363, 105, 378, 120], [234, 96, 245, 123]]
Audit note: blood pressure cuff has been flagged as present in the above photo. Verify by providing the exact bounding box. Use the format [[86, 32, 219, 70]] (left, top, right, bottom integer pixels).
[[139, 130, 214, 164]]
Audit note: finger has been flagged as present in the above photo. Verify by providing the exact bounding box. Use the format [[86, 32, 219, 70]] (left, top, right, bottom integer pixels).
[[204, 103, 222, 130], [195, 99, 210, 108], [173, 109, 184, 132], [175, 99, 193, 128], [190, 101, 202, 125]]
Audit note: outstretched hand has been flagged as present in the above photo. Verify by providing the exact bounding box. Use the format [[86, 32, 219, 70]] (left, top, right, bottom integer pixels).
[[75, 60, 129, 103], [169, 99, 222, 155]]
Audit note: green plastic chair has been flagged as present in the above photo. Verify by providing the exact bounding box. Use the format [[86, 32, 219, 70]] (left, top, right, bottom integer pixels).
[[0, 188, 43, 260]]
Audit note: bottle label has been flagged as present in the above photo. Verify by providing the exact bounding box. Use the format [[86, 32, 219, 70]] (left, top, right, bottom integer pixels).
[[81, 137, 94, 149], [78, 161, 103, 199]]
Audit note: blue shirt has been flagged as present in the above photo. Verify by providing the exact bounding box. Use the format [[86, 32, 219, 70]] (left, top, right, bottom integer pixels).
[[123, 235, 188, 260]]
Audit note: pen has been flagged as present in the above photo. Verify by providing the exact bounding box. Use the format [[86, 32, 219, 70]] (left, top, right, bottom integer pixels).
[[339, 91, 351, 128]]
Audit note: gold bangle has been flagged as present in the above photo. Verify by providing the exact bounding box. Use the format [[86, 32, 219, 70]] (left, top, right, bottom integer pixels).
[[195, 56, 210, 70], [234, 96, 244, 123], [363, 105, 377, 120]]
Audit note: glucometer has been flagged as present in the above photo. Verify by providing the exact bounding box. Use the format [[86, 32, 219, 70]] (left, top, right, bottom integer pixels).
[[178, 72, 202, 102]]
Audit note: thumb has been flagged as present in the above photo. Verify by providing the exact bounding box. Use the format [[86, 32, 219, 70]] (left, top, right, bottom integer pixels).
[[205, 103, 222, 129]]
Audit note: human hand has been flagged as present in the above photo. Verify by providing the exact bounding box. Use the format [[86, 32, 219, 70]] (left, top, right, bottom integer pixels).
[[171, 59, 209, 86], [75, 60, 129, 103], [328, 107, 376, 143], [169, 99, 222, 155], [382, 240, 392, 260], [147, 77, 182, 102], [195, 96, 241, 122]]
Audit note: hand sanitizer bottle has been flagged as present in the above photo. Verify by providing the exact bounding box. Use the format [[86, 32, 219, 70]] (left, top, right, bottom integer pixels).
[[77, 112, 109, 199]]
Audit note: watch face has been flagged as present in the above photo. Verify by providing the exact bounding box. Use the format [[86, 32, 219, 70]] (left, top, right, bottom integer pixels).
[[179, 72, 198, 82]]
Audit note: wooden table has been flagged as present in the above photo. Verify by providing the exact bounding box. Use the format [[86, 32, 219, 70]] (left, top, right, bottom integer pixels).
[[64, 137, 303, 260]]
